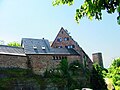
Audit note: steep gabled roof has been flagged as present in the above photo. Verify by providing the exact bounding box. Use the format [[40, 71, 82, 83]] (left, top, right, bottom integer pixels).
[[51, 27, 71, 47], [51, 27, 82, 51], [0, 45, 25, 56]]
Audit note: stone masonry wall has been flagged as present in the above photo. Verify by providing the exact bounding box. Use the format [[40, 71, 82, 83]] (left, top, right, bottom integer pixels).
[[0, 54, 28, 69], [28, 55, 52, 75], [0, 53, 81, 75], [67, 55, 81, 64], [28, 54, 81, 75]]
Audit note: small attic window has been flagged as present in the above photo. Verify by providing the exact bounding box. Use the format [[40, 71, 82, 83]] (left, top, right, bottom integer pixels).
[[42, 46, 45, 50], [33, 46, 37, 49]]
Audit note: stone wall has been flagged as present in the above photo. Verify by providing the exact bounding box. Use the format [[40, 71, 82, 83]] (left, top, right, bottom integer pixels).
[[0, 54, 28, 69], [67, 55, 81, 64], [28, 55, 52, 75], [28, 54, 81, 75], [0, 53, 81, 75]]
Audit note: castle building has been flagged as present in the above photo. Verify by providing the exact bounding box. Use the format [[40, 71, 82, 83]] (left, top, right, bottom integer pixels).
[[0, 27, 104, 75], [51, 27, 93, 69]]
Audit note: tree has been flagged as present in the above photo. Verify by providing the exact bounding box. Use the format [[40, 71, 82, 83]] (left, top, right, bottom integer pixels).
[[44, 59, 92, 90], [90, 64, 107, 90], [69, 60, 91, 89], [44, 59, 69, 90], [52, 0, 120, 24], [107, 58, 120, 90], [7, 42, 21, 47]]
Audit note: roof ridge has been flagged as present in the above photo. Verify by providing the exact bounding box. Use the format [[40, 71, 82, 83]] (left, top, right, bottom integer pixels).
[[22, 38, 48, 40]]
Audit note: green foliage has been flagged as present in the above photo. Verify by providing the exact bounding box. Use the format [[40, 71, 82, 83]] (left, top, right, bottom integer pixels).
[[52, 0, 74, 6], [107, 58, 120, 90], [111, 58, 120, 68], [90, 64, 107, 90], [52, 0, 120, 24], [44, 59, 91, 89], [7, 41, 21, 47], [59, 59, 70, 78]]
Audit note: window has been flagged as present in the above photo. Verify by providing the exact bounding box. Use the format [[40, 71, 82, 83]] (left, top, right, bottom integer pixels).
[[42, 46, 45, 50], [52, 56, 59, 60], [59, 56, 62, 59], [57, 38, 62, 42], [68, 45, 71, 49], [72, 45, 75, 48], [56, 56, 58, 60], [58, 46, 62, 48], [64, 37, 69, 41], [52, 56, 66, 60], [65, 46, 68, 48], [65, 45, 75, 49], [52, 56, 55, 60]]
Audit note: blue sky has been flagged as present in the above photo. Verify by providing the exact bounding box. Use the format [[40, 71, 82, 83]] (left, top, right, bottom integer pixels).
[[0, 0, 120, 68]]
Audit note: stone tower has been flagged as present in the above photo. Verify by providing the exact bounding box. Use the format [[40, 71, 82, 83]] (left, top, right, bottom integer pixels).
[[92, 52, 104, 67]]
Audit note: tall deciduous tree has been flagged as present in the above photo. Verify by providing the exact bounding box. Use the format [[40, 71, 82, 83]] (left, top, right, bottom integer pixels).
[[52, 0, 120, 24], [107, 58, 120, 90]]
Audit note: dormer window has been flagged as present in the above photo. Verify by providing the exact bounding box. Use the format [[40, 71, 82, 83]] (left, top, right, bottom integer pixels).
[[33, 46, 37, 49], [42, 46, 45, 50]]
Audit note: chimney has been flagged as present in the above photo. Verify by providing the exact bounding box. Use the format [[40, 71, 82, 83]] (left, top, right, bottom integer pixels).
[[92, 52, 104, 68]]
